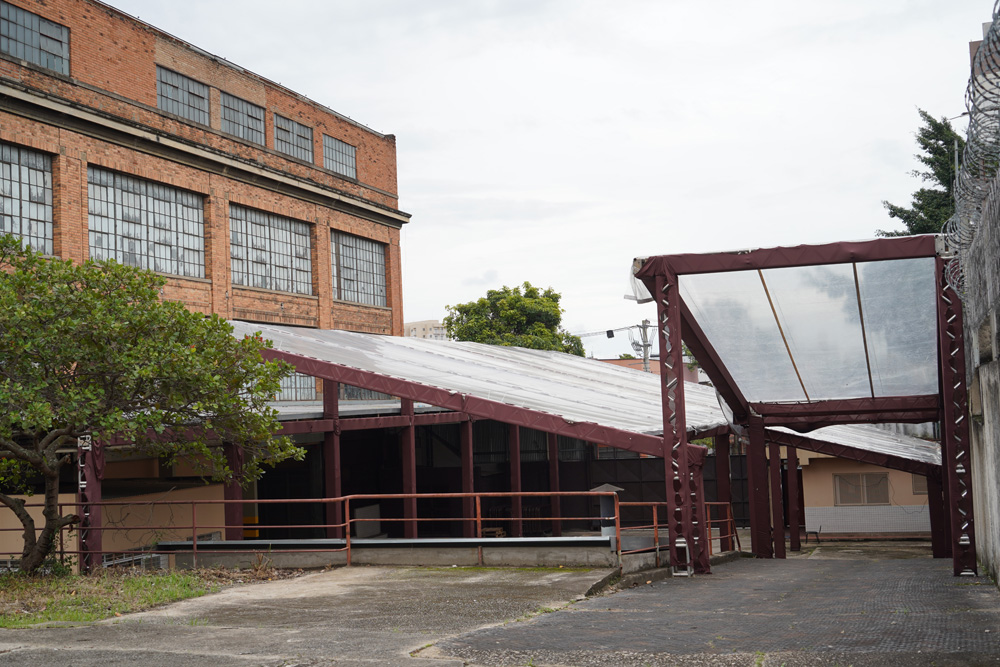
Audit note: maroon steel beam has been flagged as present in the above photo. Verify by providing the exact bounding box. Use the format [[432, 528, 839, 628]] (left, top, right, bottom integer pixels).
[[77, 437, 105, 573], [764, 429, 935, 477], [547, 432, 562, 537], [461, 419, 475, 537], [763, 412, 942, 430], [680, 300, 749, 421], [690, 424, 731, 439], [935, 258, 976, 576], [400, 399, 417, 539], [752, 395, 939, 418], [787, 446, 801, 552], [322, 380, 343, 539], [509, 425, 523, 537], [926, 467, 949, 558], [714, 433, 733, 552], [654, 271, 694, 572], [747, 417, 773, 558], [223, 443, 244, 542], [260, 349, 665, 455], [768, 441, 786, 559], [636, 235, 938, 278], [688, 444, 711, 574]]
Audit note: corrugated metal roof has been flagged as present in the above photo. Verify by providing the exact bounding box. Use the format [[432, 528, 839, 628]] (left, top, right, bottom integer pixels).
[[235, 321, 940, 466]]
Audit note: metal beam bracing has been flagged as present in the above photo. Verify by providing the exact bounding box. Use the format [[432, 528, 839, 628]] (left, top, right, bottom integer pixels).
[[936, 257, 977, 576], [654, 272, 697, 573], [261, 349, 666, 456]]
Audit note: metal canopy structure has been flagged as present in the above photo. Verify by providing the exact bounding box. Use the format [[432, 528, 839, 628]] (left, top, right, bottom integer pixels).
[[633, 235, 976, 576]]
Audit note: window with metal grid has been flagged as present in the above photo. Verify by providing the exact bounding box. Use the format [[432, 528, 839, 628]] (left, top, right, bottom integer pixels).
[[0, 141, 53, 255], [221, 92, 265, 145], [322, 135, 356, 179], [229, 204, 312, 295], [87, 167, 205, 277], [331, 230, 386, 306], [274, 114, 313, 162], [276, 372, 317, 401], [156, 66, 210, 125], [834, 473, 889, 506], [0, 1, 69, 74]]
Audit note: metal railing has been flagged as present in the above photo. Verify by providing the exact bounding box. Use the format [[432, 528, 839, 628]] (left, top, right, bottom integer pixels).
[[0, 491, 623, 570], [618, 501, 741, 568]]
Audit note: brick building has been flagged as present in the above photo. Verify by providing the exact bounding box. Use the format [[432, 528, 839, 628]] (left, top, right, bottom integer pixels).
[[0, 0, 408, 335]]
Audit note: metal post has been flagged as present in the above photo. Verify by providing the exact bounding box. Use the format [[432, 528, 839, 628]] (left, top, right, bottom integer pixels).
[[509, 425, 523, 537], [461, 419, 475, 538], [653, 272, 693, 575], [927, 467, 950, 558], [747, 417, 773, 558], [689, 444, 711, 574], [223, 443, 244, 541], [77, 435, 104, 573], [400, 398, 417, 538], [768, 441, 785, 559], [787, 446, 801, 552], [322, 380, 343, 539], [714, 433, 733, 551], [935, 257, 977, 575], [547, 432, 562, 536]]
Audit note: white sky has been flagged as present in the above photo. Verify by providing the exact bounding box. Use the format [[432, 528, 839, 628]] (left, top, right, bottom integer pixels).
[[110, 0, 990, 358]]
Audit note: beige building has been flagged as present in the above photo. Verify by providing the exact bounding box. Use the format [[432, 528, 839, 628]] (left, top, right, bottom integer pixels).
[[405, 320, 447, 340]]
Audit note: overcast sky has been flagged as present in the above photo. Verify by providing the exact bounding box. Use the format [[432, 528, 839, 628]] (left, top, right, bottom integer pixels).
[[111, 0, 989, 358]]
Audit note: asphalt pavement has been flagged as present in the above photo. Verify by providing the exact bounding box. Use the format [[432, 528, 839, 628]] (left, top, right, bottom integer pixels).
[[0, 541, 997, 666]]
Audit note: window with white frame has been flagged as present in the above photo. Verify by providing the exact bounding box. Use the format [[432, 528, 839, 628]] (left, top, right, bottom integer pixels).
[[0, 1, 69, 75], [322, 135, 356, 179], [229, 204, 312, 295], [331, 230, 386, 306], [156, 66, 210, 125], [0, 141, 53, 254], [274, 114, 313, 162], [834, 473, 889, 506], [87, 167, 205, 277], [221, 92, 265, 145], [276, 372, 317, 401]]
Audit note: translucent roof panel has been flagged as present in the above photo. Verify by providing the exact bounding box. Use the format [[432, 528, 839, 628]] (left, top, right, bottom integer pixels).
[[679, 257, 939, 403]]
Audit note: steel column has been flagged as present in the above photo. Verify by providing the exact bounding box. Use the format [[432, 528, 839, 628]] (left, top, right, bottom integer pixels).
[[689, 444, 711, 574], [936, 257, 977, 575], [927, 467, 950, 558], [654, 271, 694, 573], [547, 432, 562, 537], [400, 399, 418, 538], [768, 441, 786, 558], [322, 380, 343, 539], [714, 433, 733, 552], [461, 419, 475, 537], [787, 446, 801, 552], [509, 425, 523, 537], [77, 436, 104, 572], [747, 417, 773, 558]]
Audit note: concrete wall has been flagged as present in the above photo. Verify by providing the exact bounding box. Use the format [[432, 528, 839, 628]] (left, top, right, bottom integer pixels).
[[964, 168, 1000, 583]]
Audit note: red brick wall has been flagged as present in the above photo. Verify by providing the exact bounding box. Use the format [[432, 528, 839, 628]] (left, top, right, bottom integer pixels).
[[0, 0, 404, 336], [2, 0, 401, 206]]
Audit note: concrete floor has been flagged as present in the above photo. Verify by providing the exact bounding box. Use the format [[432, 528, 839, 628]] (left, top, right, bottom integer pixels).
[[0, 540, 996, 666]]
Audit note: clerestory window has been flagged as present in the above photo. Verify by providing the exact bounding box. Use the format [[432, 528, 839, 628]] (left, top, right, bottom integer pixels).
[[230, 204, 313, 295], [331, 230, 386, 306], [0, 1, 69, 75]]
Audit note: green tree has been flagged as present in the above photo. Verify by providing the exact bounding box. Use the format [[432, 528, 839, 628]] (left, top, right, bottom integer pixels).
[[444, 282, 585, 356], [0, 236, 303, 573], [879, 109, 965, 236]]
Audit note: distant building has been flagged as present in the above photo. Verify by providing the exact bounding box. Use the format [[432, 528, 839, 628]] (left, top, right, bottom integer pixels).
[[405, 319, 447, 340]]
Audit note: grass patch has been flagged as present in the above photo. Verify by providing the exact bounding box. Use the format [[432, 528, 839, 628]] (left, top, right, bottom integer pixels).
[[0, 569, 226, 628]]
